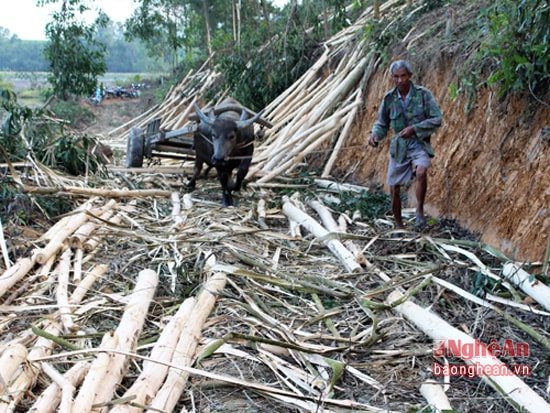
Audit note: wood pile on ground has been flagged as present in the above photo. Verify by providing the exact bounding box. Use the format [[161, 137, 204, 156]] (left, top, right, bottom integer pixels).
[[1, 165, 549, 412], [1, 1, 549, 412]]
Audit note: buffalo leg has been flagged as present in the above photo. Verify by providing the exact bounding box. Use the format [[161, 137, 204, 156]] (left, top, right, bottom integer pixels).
[[216, 168, 233, 207], [187, 158, 205, 190], [231, 158, 251, 191]]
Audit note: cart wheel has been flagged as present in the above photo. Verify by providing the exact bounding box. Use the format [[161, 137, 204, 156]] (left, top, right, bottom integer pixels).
[[125, 128, 144, 168]]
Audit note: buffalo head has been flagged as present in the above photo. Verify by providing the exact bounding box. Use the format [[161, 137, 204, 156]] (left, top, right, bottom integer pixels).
[[193, 103, 263, 165], [188, 100, 265, 206]]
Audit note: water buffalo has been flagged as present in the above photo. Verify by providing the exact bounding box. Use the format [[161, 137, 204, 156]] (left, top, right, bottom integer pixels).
[[188, 99, 264, 207]]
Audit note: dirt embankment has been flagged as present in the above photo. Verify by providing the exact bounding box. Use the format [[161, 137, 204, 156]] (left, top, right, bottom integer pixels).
[[82, 91, 156, 138], [334, 60, 550, 263]]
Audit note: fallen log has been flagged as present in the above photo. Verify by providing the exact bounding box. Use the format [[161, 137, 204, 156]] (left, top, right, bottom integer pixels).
[[110, 297, 197, 413], [147, 271, 228, 413], [419, 379, 453, 412], [69, 264, 109, 306], [0, 257, 37, 300], [71, 332, 119, 413], [0, 344, 27, 392], [22, 185, 172, 198], [71, 268, 159, 412], [28, 362, 90, 413], [0, 320, 64, 413], [0, 216, 10, 270], [54, 248, 74, 332], [386, 290, 550, 413], [69, 200, 117, 249], [502, 263, 550, 312], [282, 197, 361, 273], [33, 203, 98, 265], [308, 199, 367, 267]]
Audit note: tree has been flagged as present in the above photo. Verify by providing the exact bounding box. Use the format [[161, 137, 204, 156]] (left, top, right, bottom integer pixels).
[[39, 0, 109, 100], [125, 0, 191, 72]]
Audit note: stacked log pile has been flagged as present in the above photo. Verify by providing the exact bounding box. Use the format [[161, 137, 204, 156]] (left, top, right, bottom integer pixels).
[[1, 1, 549, 412], [107, 0, 404, 180], [1, 175, 549, 412]]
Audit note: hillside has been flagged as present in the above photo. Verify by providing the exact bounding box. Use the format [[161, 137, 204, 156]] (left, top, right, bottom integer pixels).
[[1, 1, 549, 413], [335, 4, 550, 264]]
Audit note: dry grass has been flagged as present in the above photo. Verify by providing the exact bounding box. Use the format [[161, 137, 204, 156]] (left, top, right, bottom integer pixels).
[[1, 1, 549, 411], [0, 166, 548, 412]]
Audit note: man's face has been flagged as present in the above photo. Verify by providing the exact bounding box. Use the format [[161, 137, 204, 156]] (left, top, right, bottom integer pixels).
[[392, 67, 412, 93]]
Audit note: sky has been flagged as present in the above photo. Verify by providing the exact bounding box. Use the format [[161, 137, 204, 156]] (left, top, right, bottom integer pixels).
[[0, 0, 289, 41], [0, 0, 137, 40]]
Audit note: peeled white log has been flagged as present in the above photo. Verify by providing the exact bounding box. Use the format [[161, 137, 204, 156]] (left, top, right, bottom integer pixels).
[[0, 257, 37, 299], [303, 55, 369, 132], [256, 122, 345, 183], [419, 379, 453, 411], [33, 208, 92, 264], [0, 216, 10, 270], [75, 250, 85, 287], [171, 192, 183, 224], [255, 103, 353, 176], [502, 263, 550, 312], [29, 362, 89, 413], [40, 199, 96, 242], [308, 199, 366, 268], [314, 179, 369, 194], [110, 297, 197, 413], [71, 332, 119, 413], [0, 343, 27, 390], [71, 269, 158, 412], [282, 197, 361, 273], [91, 269, 159, 411], [41, 362, 76, 413], [0, 320, 64, 412], [0, 257, 102, 411], [386, 290, 550, 413], [55, 248, 74, 332], [69, 200, 117, 249], [322, 89, 362, 177], [69, 264, 108, 306], [83, 214, 123, 252], [147, 272, 228, 413]]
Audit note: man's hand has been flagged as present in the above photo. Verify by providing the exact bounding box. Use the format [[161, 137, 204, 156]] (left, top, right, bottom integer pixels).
[[398, 125, 415, 139], [368, 134, 379, 147]]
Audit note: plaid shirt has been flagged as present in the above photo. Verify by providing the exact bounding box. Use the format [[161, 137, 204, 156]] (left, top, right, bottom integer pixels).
[[372, 82, 442, 163]]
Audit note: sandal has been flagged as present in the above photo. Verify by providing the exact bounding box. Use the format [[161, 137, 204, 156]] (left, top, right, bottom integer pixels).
[[415, 215, 427, 230]]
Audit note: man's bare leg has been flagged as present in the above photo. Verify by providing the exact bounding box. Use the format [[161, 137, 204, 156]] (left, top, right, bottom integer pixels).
[[415, 165, 428, 227], [390, 185, 405, 230]]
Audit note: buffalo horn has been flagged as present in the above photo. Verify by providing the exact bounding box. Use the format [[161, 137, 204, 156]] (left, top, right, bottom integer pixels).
[[235, 109, 265, 130], [193, 103, 214, 127]]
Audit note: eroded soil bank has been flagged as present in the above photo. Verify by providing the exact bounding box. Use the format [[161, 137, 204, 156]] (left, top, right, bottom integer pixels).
[[333, 60, 549, 263]]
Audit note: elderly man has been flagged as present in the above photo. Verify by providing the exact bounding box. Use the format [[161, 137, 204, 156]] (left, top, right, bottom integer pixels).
[[368, 60, 442, 232]]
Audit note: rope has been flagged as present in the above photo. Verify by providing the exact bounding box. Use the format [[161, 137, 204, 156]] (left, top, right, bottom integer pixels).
[[197, 131, 373, 161], [196, 132, 255, 161]]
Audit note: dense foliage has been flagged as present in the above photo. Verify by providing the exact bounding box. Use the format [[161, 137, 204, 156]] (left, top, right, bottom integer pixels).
[[481, 0, 549, 100], [39, 0, 109, 99], [0, 26, 166, 73], [0, 85, 106, 223], [0, 33, 49, 71], [0, 87, 106, 175]]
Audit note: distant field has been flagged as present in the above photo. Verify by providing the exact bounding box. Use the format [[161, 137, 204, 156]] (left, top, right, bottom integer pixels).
[[0, 71, 164, 106], [1, 72, 164, 92]]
